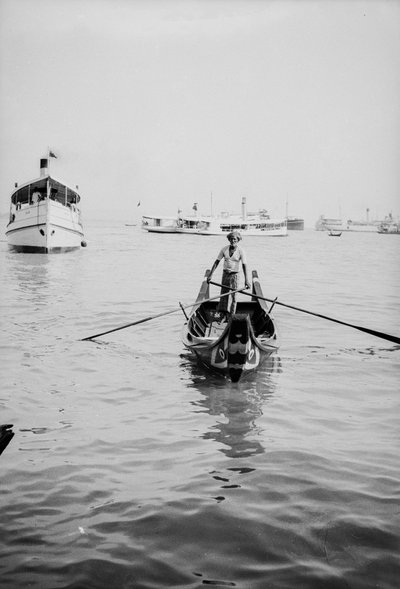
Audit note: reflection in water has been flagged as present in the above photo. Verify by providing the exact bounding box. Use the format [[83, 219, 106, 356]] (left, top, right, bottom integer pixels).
[[8, 253, 51, 305], [7, 250, 81, 312], [181, 353, 281, 458]]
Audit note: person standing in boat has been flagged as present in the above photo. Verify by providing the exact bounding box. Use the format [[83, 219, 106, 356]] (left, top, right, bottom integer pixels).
[[207, 230, 250, 320]]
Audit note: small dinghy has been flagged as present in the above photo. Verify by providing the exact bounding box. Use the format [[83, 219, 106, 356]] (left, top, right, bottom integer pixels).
[[182, 270, 279, 382]]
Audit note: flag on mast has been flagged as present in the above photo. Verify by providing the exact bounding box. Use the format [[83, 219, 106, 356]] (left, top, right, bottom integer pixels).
[[49, 150, 57, 158]]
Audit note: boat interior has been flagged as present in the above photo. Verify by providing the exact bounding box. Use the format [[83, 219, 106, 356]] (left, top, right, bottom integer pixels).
[[189, 300, 275, 339], [11, 179, 80, 208]]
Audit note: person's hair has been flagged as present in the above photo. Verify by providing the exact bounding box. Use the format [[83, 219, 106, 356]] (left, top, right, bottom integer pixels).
[[227, 231, 242, 241]]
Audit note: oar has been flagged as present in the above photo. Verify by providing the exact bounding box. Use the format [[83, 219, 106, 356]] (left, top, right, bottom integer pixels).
[[82, 286, 245, 341], [209, 281, 400, 345]]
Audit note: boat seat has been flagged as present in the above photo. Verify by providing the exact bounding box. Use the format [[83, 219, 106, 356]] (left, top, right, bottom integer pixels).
[[190, 315, 207, 337]]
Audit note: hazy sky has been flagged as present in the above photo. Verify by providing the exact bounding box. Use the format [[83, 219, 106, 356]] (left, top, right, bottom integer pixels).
[[0, 0, 399, 226]]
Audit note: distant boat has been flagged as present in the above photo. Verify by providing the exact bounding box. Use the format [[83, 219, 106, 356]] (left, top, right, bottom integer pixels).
[[196, 198, 287, 236], [286, 216, 304, 231], [176, 213, 288, 236], [315, 215, 343, 231], [176, 215, 209, 234], [5, 155, 85, 253], [146, 198, 288, 236], [197, 215, 288, 236], [141, 215, 178, 233], [340, 220, 380, 233], [328, 230, 342, 237], [378, 221, 400, 234], [316, 213, 385, 233]]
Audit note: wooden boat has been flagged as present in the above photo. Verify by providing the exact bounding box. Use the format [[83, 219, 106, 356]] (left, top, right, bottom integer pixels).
[[5, 155, 85, 253], [328, 230, 342, 237], [181, 270, 279, 382]]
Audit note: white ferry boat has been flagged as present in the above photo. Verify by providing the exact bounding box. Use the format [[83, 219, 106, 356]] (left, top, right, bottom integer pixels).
[[340, 220, 380, 233], [378, 215, 400, 234], [143, 198, 287, 236], [197, 215, 287, 236], [141, 215, 178, 233], [316, 212, 383, 233], [315, 215, 343, 231], [197, 199, 287, 236], [5, 155, 85, 253]]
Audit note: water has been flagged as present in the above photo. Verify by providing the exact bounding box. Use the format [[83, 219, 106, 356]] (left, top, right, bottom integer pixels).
[[1, 219, 399, 589]]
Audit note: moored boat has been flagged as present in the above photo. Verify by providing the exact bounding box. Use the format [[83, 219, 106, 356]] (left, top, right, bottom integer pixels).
[[378, 223, 400, 234], [176, 215, 211, 234], [197, 199, 287, 236], [5, 155, 85, 253], [328, 230, 342, 237], [315, 215, 343, 231], [340, 220, 380, 233], [286, 216, 304, 230], [181, 270, 279, 382], [197, 216, 288, 236], [377, 215, 400, 234], [141, 215, 178, 233], [143, 198, 287, 236]]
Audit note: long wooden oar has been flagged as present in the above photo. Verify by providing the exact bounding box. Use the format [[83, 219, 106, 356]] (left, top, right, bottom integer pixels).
[[209, 281, 400, 345], [82, 286, 245, 341]]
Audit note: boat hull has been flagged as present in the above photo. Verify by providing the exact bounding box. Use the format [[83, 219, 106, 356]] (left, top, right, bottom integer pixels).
[[178, 214, 288, 236], [188, 316, 277, 382], [378, 227, 400, 234], [332, 223, 378, 233], [6, 200, 84, 253], [182, 270, 279, 382], [197, 224, 287, 236], [287, 218, 304, 230], [142, 226, 177, 233]]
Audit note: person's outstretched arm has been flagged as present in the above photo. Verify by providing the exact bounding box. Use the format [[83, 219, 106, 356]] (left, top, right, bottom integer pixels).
[[207, 259, 220, 283]]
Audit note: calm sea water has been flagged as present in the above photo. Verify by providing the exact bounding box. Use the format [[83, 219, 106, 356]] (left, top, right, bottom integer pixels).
[[1, 217, 399, 589]]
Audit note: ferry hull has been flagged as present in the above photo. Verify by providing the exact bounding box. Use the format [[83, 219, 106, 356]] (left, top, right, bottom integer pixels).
[[198, 226, 287, 236], [142, 226, 178, 233], [287, 218, 304, 230], [6, 201, 84, 253]]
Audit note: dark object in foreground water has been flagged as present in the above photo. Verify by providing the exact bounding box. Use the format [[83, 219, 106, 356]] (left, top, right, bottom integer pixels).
[[0, 424, 14, 455]]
